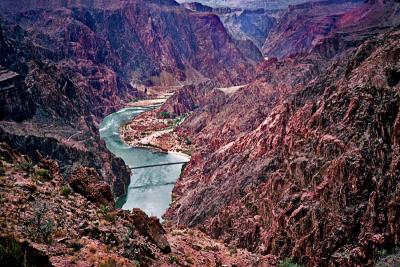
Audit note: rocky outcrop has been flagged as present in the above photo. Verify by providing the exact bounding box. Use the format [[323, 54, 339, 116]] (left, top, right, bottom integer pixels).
[[262, 0, 400, 59], [0, 142, 268, 266], [131, 208, 171, 253], [166, 19, 400, 267], [218, 8, 276, 50], [69, 167, 114, 206], [0, 0, 255, 87], [0, 0, 260, 201]]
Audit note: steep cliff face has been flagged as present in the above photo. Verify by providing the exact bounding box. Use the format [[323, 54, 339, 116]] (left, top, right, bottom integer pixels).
[[219, 8, 276, 50], [0, 143, 268, 266], [1, 0, 255, 87], [262, 0, 400, 59], [0, 0, 257, 197], [0, 19, 132, 196], [166, 10, 400, 267]]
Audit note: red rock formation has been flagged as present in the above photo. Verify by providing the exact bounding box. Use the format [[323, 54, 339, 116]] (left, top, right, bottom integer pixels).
[[262, 0, 400, 59], [69, 167, 114, 206], [0, 142, 267, 266], [166, 16, 400, 267]]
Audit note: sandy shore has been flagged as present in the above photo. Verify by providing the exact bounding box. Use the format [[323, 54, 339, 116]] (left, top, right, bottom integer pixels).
[[119, 89, 193, 155]]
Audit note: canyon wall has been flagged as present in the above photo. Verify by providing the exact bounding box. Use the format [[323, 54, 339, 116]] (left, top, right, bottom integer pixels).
[[0, 0, 256, 197], [165, 1, 400, 266]]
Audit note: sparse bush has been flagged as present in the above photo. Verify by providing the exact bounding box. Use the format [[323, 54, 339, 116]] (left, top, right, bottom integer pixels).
[[160, 111, 170, 119], [186, 255, 194, 265], [0, 236, 25, 267], [70, 241, 83, 252], [258, 175, 267, 182], [36, 168, 51, 180], [169, 255, 180, 265], [16, 160, 34, 174], [0, 163, 5, 176], [99, 257, 119, 267], [104, 212, 116, 224], [378, 249, 388, 257], [185, 137, 192, 145], [229, 245, 237, 256], [39, 219, 54, 243], [279, 258, 304, 267], [60, 186, 72, 197], [98, 205, 115, 223], [98, 205, 110, 215], [29, 202, 54, 243]]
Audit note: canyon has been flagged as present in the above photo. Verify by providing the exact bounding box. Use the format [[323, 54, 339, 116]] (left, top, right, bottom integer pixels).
[[1, 0, 400, 266]]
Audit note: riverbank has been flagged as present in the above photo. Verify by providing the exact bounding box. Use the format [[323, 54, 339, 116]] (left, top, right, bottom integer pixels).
[[120, 94, 193, 155]]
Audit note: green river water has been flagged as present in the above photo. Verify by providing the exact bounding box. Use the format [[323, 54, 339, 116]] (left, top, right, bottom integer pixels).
[[99, 106, 189, 218]]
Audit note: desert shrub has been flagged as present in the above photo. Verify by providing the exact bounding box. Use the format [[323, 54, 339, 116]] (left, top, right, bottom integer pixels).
[[279, 258, 304, 267], [185, 137, 192, 145], [186, 255, 194, 265], [29, 202, 54, 243], [36, 168, 51, 180], [60, 186, 72, 197], [16, 160, 34, 173], [99, 258, 117, 267], [258, 175, 267, 182], [0, 236, 25, 267], [70, 241, 83, 252], [0, 163, 5, 176], [229, 245, 237, 256], [168, 255, 180, 265], [375, 248, 400, 267], [98, 205, 115, 223], [160, 111, 170, 119], [39, 220, 54, 244]]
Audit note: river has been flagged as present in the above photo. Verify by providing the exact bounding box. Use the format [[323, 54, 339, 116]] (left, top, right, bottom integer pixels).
[[99, 106, 189, 218]]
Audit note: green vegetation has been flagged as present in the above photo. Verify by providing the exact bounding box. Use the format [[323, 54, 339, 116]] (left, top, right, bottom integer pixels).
[[98, 204, 110, 215], [185, 255, 194, 265], [16, 160, 34, 174], [229, 245, 237, 256], [375, 248, 400, 267], [98, 205, 115, 223], [257, 174, 267, 182], [378, 249, 388, 257], [168, 255, 180, 265], [36, 168, 51, 180], [70, 241, 83, 252], [29, 202, 54, 244], [159, 111, 170, 119], [0, 236, 26, 267], [0, 162, 5, 176], [279, 258, 304, 267], [60, 186, 72, 197], [185, 137, 192, 145]]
